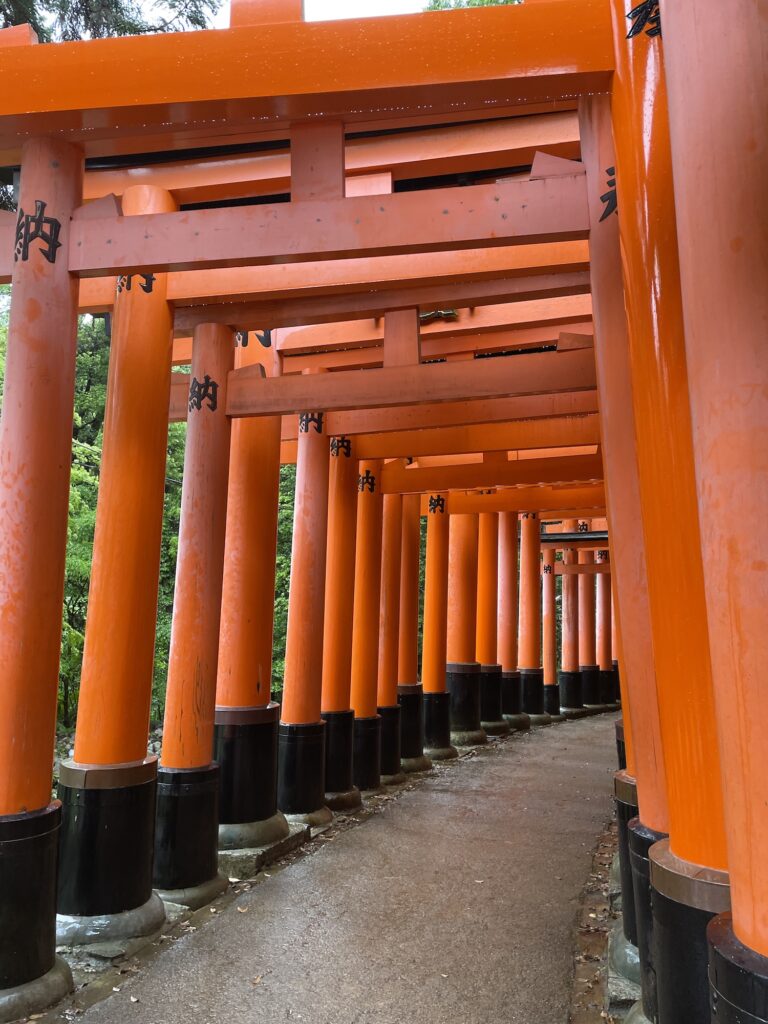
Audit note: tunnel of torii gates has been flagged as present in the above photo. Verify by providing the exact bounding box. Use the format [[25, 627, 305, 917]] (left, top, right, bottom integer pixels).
[[0, 0, 763, 1021]]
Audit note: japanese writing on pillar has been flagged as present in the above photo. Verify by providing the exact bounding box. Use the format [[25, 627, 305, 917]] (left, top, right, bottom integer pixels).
[[521, 512, 537, 520], [330, 436, 352, 458], [299, 412, 324, 434], [14, 201, 62, 264], [188, 375, 219, 413], [627, 0, 661, 38], [117, 274, 155, 294], [599, 167, 617, 222], [597, 549, 610, 562], [428, 495, 446, 515], [578, 522, 589, 533], [358, 469, 376, 493]]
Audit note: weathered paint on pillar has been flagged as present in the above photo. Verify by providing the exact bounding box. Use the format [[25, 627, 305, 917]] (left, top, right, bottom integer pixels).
[[321, 435, 358, 714], [517, 513, 541, 672], [610, 0, 726, 869], [161, 325, 234, 769], [281, 409, 329, 725], [350, 459, 384, 719], [397, 493, 421, 684], [422, 495, 449, 693], [497, 511, 519, 672], [447, 513, 478, 664], [74, 184, 176, 767], [579, 94, 668, 834], [662, 0, 768, 955], [476, 512, 499, 667], [377, 492, 403, 708], [0, 138, 82, 814]]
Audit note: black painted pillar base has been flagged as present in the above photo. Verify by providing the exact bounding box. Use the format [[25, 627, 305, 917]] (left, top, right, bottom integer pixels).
[[558, 669, 587, 718], [277, 721, 332, 825], [709, 912, 768, 1024], [521, 667, 551, 725], [479, 664, 510, 735], [153, 764, 227, 908], [321, 709, 362, 811], [581, 664, 604, 708], [501, 670, 530, 730], [616, 719, 627, 771], [613, 659, 622, 703], [56, 758, 166, 946], [446, 662, 487, 745], [650, 838, 730, 1024], [599, 668, 618, 707], [398, 684, 431, 773], [423, 691, 458, 760], [614, 772, 639, 947], [543, 684, 565, 720], [214, 703, 289, 848], [379, 705, 406, 784], [353, 715, 383, 793], [629, 816, 669, 1023], [0, 803, 70, 997]]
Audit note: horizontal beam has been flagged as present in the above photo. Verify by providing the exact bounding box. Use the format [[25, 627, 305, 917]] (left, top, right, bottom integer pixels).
[[0, 4, 612, 162], [68, 176, 589, 277], [225, 347, 596, 419], [381, 452, 602, 494], [84, 111, 581, 204], [554, 562, 609, 575], [419, 483, 606, 515], [174, 271, 591, 333]]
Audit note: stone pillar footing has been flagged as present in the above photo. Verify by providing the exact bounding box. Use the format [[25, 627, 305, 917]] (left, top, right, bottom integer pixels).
[[401, 754, 433, 774], [156, 872, 229, 911], [503, 712, 531, 731], [219, 811, 290, 851], [0, 957, 73, 1024], [56, 893, 166, 952], [325, 787, 362, 811], [708, 912, 768, 1024], [285, 806, 333, 828]]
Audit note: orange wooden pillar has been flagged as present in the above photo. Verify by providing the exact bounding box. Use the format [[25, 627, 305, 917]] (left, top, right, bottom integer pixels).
[[377, 492, 406, 783], [447, 513, 486, 746], [498, 511, 528, 730], [215, 339, 288, 848], [558, 520, 584, 715], [541, 546, 562, 720], [154, 324, 234, 904], [609, 4, 729, 1020], [321, 435, 362, 809], [577, 521, 601, 708], [350, 459, 385, 792], [518, 513, 549, 725], [58, 184, 175, 949], [595, 549, 616, 706], [421, 495, 457, 760], [476, 512, 509, 734], [0, 137, 81, 1004], [277, 409, 331, 825], [660, 1, 768, 1007], [397, 494, 430, 771]]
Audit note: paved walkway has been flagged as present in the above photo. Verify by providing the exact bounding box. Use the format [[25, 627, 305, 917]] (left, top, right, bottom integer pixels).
[[77, 715, 617, 1024]]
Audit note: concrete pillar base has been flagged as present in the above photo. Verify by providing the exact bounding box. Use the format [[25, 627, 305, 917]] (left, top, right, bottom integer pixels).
[[401, 754, 433, 774], [481, 718, 511, 736], [609, 919, 642, 985], [584, 703, 610, 714], [562, 707, 590, 720], [285, 805, 333, 828], [425, 744, 459, 761], [217, 821, 310, 880], [361, 786, 388, 798], [548, 713, 567, 724], [219, 811, 290, 850], [625, 1000, 653, 1024], [382, 771, 407, 786], [527, 713, 552, 727], [325, 787, 363, 812], [156, 872, 229, 911], [503, 712, 531, 731], [0, 956, 73, 1024], [450, 728, 488, 747], [56, 892, 166, 952]]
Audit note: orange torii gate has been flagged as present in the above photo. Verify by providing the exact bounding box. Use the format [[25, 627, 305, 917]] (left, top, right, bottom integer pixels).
[[0, 1, 763, 1023]]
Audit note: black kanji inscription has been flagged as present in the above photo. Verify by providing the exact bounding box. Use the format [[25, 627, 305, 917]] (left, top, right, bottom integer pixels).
[[627, 0, 660, 38], [599, 167, 618, 222], [330, 436, 352, 458], [299, 412, 324, 434], [188, 375, 219, 412], [117, 274, 155, 294], [428, 495, 446, 515], [358, 469, 376, 493], [14, 200, 62, 264]]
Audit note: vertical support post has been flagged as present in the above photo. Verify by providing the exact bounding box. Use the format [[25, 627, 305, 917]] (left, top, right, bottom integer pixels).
[[350, 459, 384, 793], [595, 549, 616, 706], [321, 434, 361, 810], [541, 546, 561, 719], [609, 2, 729, 1018], [154, 324, 234, 906], [422, 495, 456, 760], [397, 493, 429, 772], [58, 184, 175, 950], [518, 513, 549, 725], [377, 492, 405, 784], [476, 512, 508, 735], [577, 521, 600, 708], [0, 136, 81, 1010], [215, 338, 288, 850], [558, 520, 583, 716], [659, 1, 768, 1015], [447, 513, 486, 746], [498, 511, 528, 730], [277, 408, 331, 825]]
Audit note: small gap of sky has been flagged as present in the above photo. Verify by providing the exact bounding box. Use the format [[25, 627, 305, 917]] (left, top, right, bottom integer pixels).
[[215, 0, 425, 28]]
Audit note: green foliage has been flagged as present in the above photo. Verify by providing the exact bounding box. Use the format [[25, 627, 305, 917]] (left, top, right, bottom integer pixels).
[[427, 0, 521, 9], [272, 464, 296, 694], [0, 0, 219, 43]]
